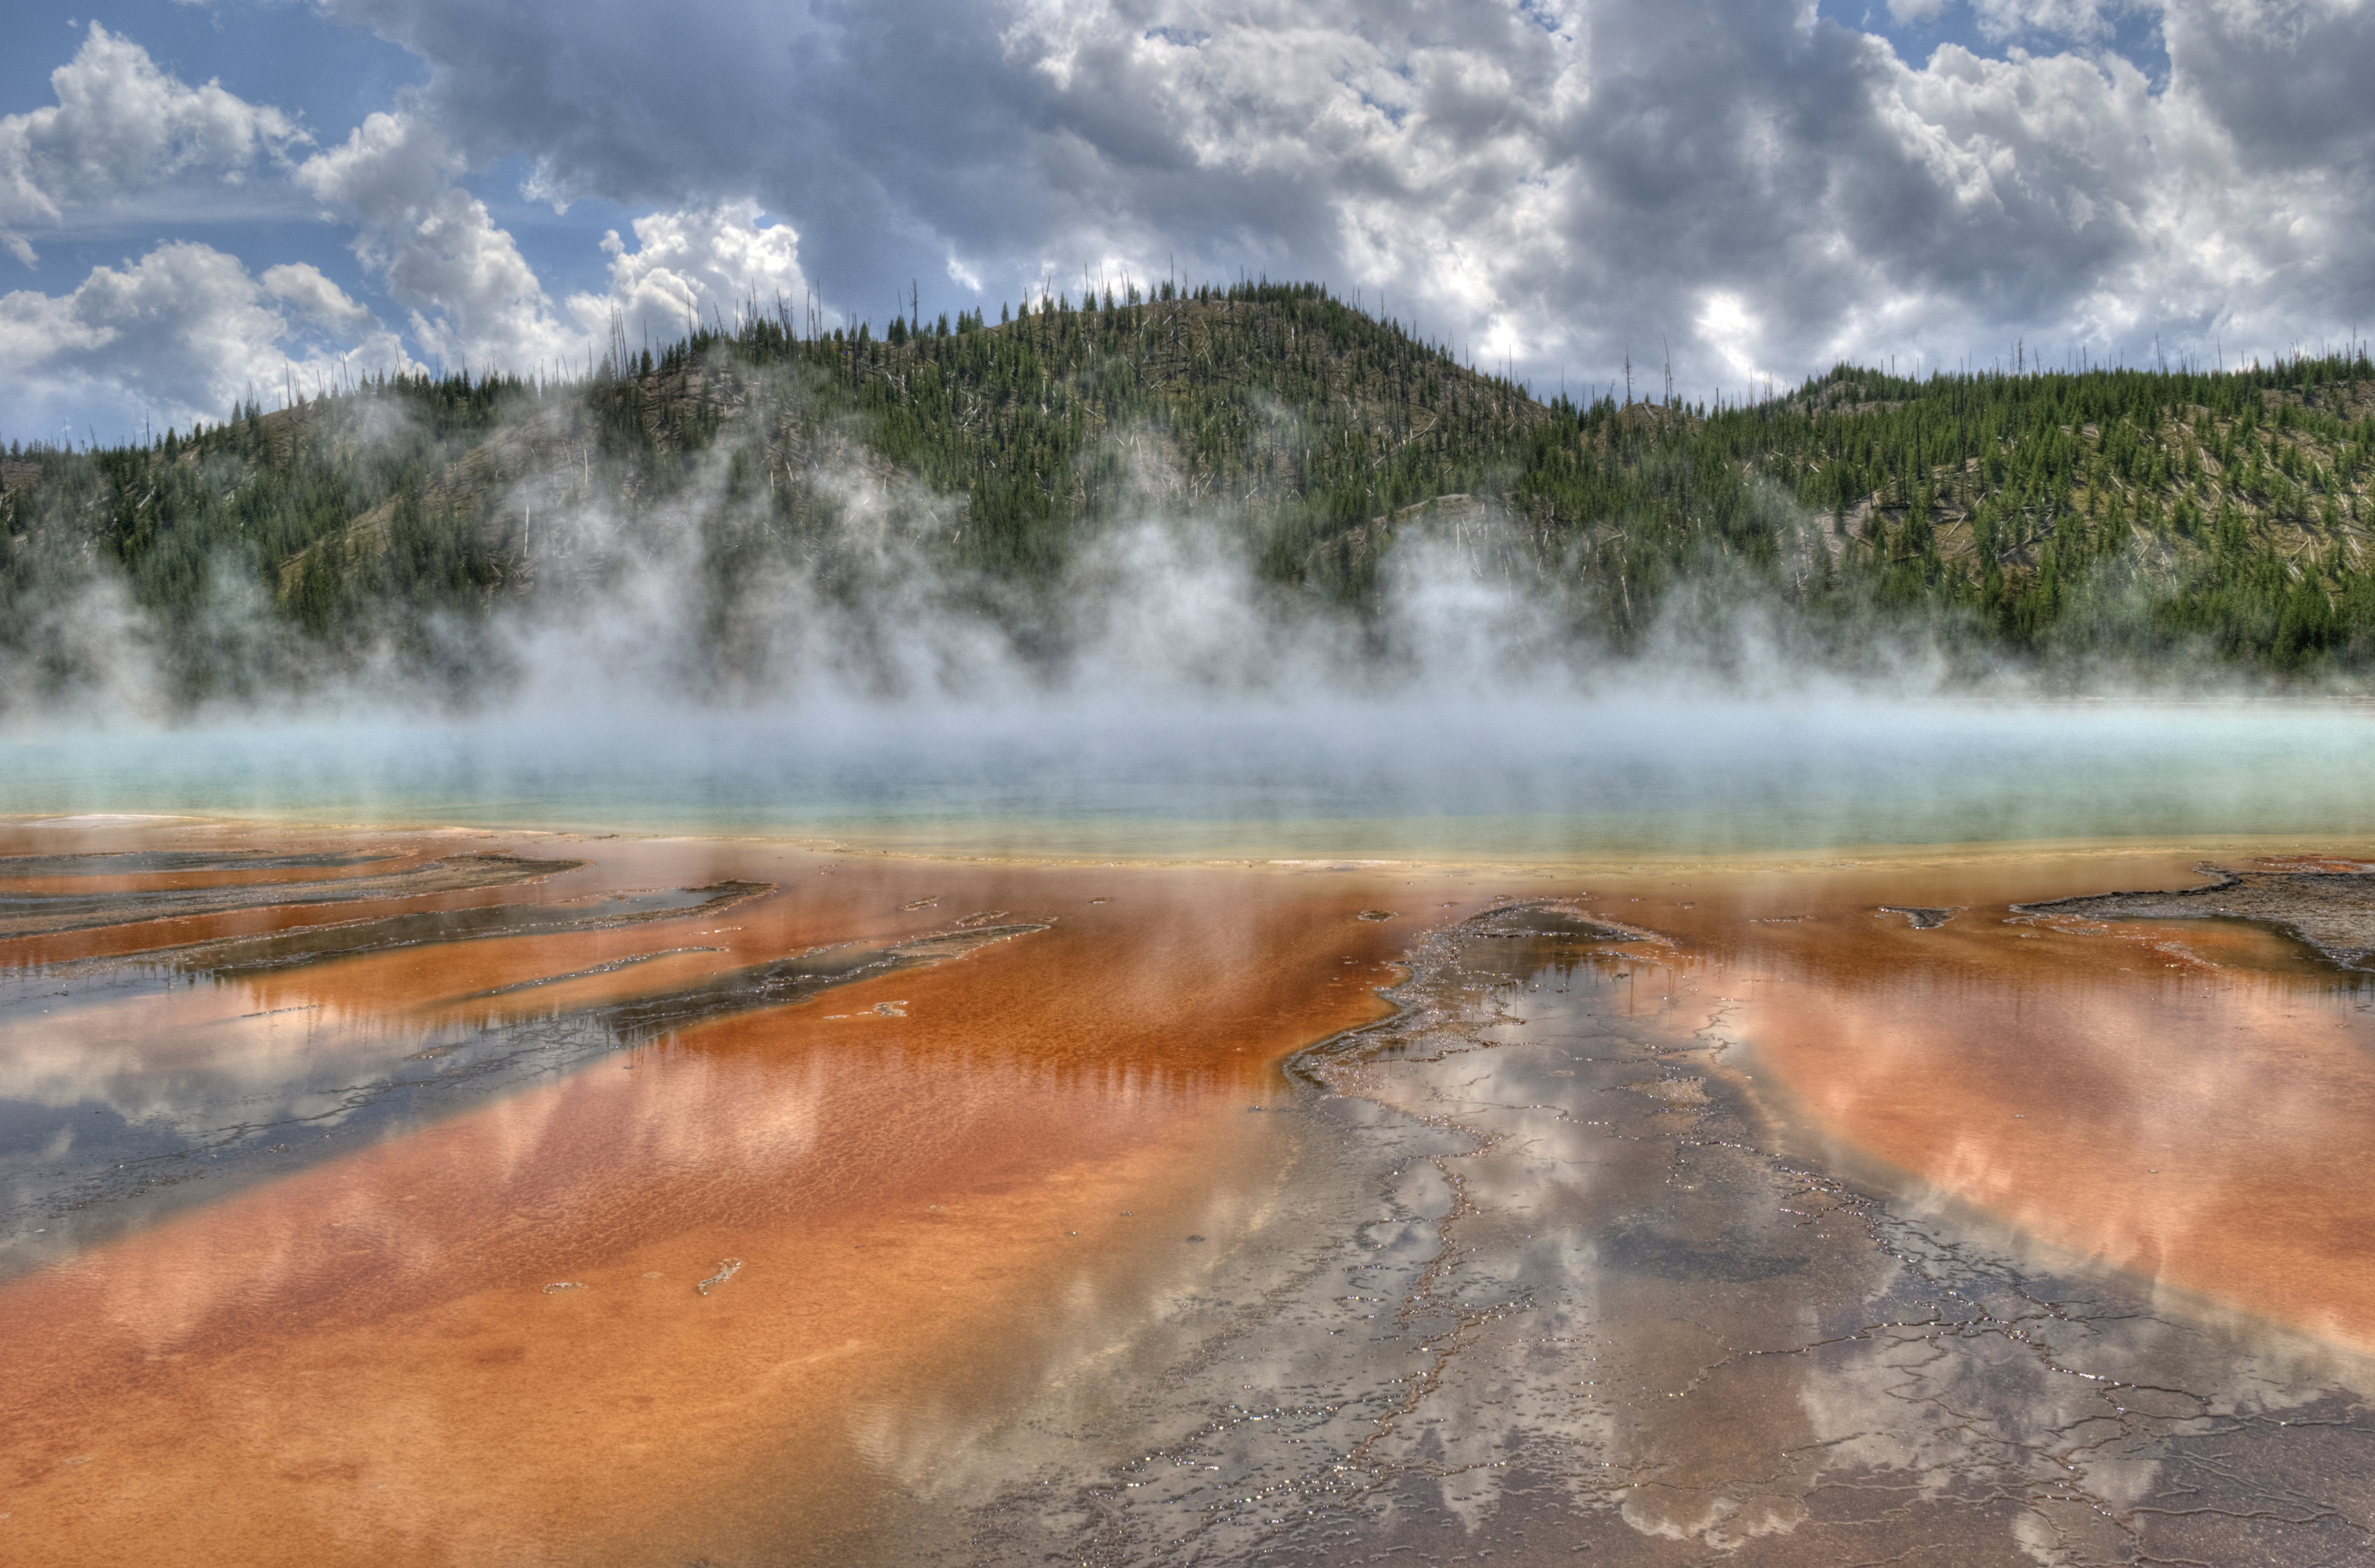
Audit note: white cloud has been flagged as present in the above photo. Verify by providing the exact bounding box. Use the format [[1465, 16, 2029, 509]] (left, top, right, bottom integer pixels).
[[0, 241, 415, 437], [1, 23, 302, 266], [9, 0, 2373, 430], [1697, 291, 1780, 394], [1967, 0, 2129, 39], [572, 200, 814, 351], [297, 110, 590, 375], [261, 262, 382, 338], [1863, 16, 2375, 369]]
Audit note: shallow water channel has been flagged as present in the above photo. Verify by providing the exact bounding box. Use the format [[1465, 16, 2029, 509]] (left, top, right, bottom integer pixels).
[[2, 818, 2373, 1566]]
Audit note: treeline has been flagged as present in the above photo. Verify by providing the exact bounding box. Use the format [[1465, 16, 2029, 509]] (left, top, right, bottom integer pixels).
[[3, 279, 2373, 701], [586, 278, 1547, 577], [3, 374, 523, 611], [1691, 359, 2375, 665]]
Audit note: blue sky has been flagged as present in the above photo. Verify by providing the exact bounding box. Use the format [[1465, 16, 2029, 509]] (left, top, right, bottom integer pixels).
[[4, 5, 416, 283], [4, 6, 641, 300], [6, 1, 2371, 445], [1823, 0, 2171, 79]]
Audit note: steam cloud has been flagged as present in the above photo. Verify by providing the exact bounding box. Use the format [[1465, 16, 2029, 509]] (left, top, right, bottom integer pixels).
[[0, 368, 1781, 723], [6, 366, 2374, 856]]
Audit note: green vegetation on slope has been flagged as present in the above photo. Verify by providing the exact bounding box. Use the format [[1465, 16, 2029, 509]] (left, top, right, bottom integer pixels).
[[4, 279, 2373, 703]]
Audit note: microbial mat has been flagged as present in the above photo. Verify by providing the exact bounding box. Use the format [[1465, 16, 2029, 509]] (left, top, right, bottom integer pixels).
[[2, 812, 2374, 1564]]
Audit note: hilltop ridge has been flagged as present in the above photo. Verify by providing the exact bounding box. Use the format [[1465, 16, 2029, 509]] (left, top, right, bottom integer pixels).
[[3, 280, 2373, 704]]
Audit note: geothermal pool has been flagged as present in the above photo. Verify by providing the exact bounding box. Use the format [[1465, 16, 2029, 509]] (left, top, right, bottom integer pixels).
[[5, 706, 2375, 1564]]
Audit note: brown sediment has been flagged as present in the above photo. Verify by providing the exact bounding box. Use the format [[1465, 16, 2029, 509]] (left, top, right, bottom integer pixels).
[[1580, 846, 2375, 1353], [1245, 845, 2375, 1356], [2014, 861, 2375, 967], [143, 877, 776, 980], [14, 825, 2375, 1564], [0, 833, 755, 968], [0, 849, 409, 897], [0, 822, 1434, 1567], [0, 861, 602, 977], [0, 851, 584, 940]]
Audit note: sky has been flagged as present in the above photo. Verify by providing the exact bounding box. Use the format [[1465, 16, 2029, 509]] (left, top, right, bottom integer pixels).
[[3, 0, 2371, 446]]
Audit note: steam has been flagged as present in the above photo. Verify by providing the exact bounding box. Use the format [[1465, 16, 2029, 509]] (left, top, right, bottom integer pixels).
[[5, 365, 2373, 854], [0, 353, 1991, 722]]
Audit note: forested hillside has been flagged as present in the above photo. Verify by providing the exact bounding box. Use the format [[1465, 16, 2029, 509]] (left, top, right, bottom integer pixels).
[[4, 279, 2372, 704]]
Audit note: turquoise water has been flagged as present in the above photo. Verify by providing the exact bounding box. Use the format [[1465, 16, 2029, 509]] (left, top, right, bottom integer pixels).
[[7, 696, 2374, 858]]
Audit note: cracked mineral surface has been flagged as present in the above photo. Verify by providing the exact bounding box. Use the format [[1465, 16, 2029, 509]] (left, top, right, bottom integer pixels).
[[853, 864, 2375, 1567]]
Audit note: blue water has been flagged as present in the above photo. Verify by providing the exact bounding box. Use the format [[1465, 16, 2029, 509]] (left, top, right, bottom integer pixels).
[[6, 696, 2374, 858]]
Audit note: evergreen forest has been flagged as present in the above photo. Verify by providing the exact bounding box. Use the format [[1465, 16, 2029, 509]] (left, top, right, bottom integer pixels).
[[4, 279, 2373, 705]]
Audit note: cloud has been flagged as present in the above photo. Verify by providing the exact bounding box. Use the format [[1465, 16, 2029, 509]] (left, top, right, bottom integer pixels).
[[4, 0, 2369, 434], [305, 0, 2374, 396], [295, 113, 815, 379], [1967, 0, 2129, 39], [1879, 11, 2375, 363], [2166, 0, 2375, 170], [261, 261, 382, 338], [0, 145, 815, 436], [575, 200, 814, 350], [0, 241, 413, 436], [1, 23, 303, 266], [296, 109, 590, 375]]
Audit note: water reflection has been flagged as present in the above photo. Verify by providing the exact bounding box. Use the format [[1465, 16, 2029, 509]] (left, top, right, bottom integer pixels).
[[0, 841, 1046, 1267], [8, 823, 2375, 1565], [12, 698, 2375, 857], [838, 877, 2375, 1564], [0, 820, 1419, 1567], [1721, 861, 2375, 1350], [0, 915, 1051, 1272]]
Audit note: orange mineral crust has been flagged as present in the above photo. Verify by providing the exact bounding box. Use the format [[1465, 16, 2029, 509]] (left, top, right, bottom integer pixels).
[[18, 823, 2375, 1564], [1565, 845, 2375, 1351], [0, 833, 1424, 1568]]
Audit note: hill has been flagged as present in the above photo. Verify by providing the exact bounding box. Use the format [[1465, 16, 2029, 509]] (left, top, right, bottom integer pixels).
[[3, 279, 2373, 704]]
